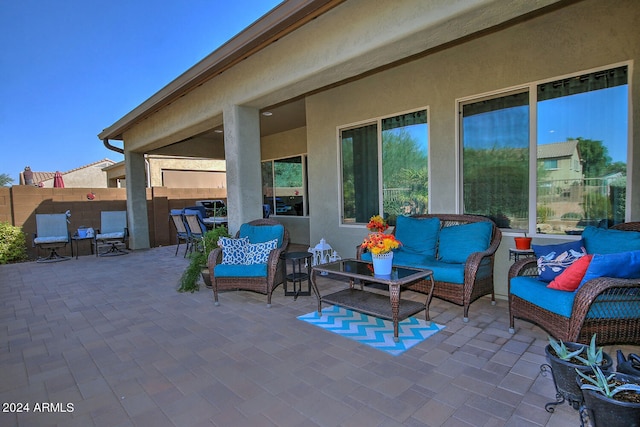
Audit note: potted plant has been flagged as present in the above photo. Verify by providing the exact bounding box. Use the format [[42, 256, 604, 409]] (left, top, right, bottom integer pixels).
[[543, 334, 613, 411], [177, 226, 230, 293], [577, 365, 640, 426], [361, 215, 401, 275], [514, 232, 532, 250]]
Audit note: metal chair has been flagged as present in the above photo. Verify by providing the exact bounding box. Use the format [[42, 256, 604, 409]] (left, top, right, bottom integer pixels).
[[170, 209, 190, 257], [183, 209, 208, 254], [94, 211, 128, 256], [33, 213, 71, 262]]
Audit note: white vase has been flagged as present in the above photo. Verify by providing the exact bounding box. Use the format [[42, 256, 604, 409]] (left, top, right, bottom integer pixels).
[[372, 252, 393, 276]]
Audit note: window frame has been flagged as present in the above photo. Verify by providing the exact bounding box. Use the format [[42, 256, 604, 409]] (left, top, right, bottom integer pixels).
[[261, 154, 309, 218], [457, 61, 632, 236], [338, 107, 430, 228]]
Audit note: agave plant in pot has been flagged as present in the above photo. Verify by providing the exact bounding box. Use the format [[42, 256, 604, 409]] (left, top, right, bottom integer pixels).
[[542, 334, 612, 411], [577, 364, 640, 427]]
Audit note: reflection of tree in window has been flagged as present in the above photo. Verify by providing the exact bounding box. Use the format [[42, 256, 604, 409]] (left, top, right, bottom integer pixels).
[[340, 110, 428, 225], [382, 111, 428, 223], [461, 92, 530, 229], [537, 65, 627, 231]]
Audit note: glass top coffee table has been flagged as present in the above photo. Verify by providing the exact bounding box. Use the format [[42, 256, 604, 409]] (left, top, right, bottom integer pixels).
[[310, 259, 434, 342]]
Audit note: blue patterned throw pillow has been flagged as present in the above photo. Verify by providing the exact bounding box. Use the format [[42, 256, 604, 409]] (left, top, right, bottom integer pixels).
[[218, 237, 249, 265], [244, 239, 278, 265], [533, 239, 587, 282]]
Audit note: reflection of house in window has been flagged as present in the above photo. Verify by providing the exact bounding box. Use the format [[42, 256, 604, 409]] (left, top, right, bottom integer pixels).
[[537, 140, 583, 182]]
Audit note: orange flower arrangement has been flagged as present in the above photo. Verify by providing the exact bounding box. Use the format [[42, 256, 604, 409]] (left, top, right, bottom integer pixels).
[[361, 215, 401, 255]]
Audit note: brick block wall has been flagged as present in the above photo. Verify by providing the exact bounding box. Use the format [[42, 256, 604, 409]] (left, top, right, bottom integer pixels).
[[2, 186, 226, 259]]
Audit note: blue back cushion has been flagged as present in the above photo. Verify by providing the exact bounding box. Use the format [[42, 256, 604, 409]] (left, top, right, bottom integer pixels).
[[582, 226, 640, 254], [438, 221, 492, 264], [532, 240, 587, 282], [239, 223, 284, 247], [394, 216, 440, 257], [580, 250, 640, 286]]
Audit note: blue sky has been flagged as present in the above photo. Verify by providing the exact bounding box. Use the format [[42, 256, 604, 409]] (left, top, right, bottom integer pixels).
[[0, 0, 281, 183]]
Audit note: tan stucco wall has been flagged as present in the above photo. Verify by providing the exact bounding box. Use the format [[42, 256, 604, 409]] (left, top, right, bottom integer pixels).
[[305, 0, 640, 298], [110, 0, 639, 297], [146, 157, 226, 187], [261, 126, 306, 160], [118, 0, 558, 153]]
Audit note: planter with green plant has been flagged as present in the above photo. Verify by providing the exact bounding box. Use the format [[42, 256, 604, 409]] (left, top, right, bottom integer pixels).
[[177, 226, 230, 293], [577, 365, 640, 427], [542, 334, 612, 411]]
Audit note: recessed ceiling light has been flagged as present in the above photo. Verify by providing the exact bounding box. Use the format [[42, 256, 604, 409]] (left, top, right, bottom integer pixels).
[[262, 111, 273, 116], [214, 129, 223, 133]]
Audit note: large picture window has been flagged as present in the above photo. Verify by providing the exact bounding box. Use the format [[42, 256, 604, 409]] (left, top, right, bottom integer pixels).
[[261, 155, 308, 216], [460, 64, 628, 234], [340, 109, 428, 225]]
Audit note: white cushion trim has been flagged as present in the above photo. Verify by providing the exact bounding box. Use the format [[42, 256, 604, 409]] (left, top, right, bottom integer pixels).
[[34, 236, 68, 244]]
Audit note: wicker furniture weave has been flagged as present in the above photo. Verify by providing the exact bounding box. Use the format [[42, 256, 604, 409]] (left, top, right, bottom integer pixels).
[[208, 218, 289, 307], [357, 214, 502, 321], [508, 222, 640, 345]]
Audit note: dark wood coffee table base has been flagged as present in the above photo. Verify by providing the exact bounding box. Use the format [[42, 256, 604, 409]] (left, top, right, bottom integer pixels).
[[311, 259, 434, 342], [322, 288, 426, 323]]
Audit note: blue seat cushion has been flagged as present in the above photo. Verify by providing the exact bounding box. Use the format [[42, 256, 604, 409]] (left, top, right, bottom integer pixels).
[[582, 226, 640, 254], [239, 223, 284, 246], [512, 276, 640, 320], [510, 276, 575, 317], [214, 263, 267, 278], [394, 216, 440, 257], [438, 221, 492, 264]]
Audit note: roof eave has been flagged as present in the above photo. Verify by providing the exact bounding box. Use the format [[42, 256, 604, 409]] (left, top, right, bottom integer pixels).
[[98, 0, 344, 141]]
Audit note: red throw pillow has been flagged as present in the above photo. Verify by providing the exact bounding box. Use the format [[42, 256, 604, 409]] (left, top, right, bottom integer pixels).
[[547, 254, 593, 291]]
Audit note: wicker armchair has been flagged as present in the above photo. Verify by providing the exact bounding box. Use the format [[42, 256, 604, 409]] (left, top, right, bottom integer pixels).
[[208, 218, 289, 307], [508, 222, 640, 345], [357, 213, 502, 321]]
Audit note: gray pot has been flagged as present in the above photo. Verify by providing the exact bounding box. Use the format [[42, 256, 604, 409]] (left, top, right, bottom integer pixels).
[[545, 343, 613, 409], [578, 372, 640, 427]]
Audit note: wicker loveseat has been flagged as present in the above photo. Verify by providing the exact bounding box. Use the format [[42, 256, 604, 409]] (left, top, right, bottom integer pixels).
[[508, 222, 640, 345], [357, 214, 502, 321], [208, 218, 289, 307]]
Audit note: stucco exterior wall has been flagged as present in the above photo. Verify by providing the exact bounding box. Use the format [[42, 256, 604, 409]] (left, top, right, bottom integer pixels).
[[305, 0, 640, 298]]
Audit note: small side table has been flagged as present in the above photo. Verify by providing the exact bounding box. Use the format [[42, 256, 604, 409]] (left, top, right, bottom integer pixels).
[[509, 248, 535, 262], [281, 252, 312, 300], [71, 236, 94, 259]]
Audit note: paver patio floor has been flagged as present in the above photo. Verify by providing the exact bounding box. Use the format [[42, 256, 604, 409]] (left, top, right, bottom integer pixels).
[[1, 245, 638, 426]]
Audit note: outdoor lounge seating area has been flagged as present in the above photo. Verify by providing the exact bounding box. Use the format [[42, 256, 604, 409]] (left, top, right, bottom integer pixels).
[[2, 243, 639, 426], [358, 214, 502, 322], [509, 222, 640, 346]]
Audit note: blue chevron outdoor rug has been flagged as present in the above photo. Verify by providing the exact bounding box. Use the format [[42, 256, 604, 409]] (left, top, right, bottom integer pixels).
[[298, 305, 445, 356]]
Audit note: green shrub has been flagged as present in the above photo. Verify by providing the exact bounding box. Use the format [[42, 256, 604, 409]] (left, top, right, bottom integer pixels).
[[0, 222, 28, 264], [178, 226, 231, 293]]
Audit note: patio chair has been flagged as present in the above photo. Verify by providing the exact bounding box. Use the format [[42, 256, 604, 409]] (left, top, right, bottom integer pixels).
[[170, 209, 190, 257], [183, 209, 208, 253], [94, 211, 128, 256], [208, 218, 289, 307], [33, 213, 71, 262]]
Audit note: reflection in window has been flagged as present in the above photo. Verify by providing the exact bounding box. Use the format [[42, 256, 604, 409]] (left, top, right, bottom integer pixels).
[[460, 65, 628, 234], [537, 66, 628, 234], [261, 156, 307, 216], [341, 110, 428, 225], [461, 92, 530, 229]]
